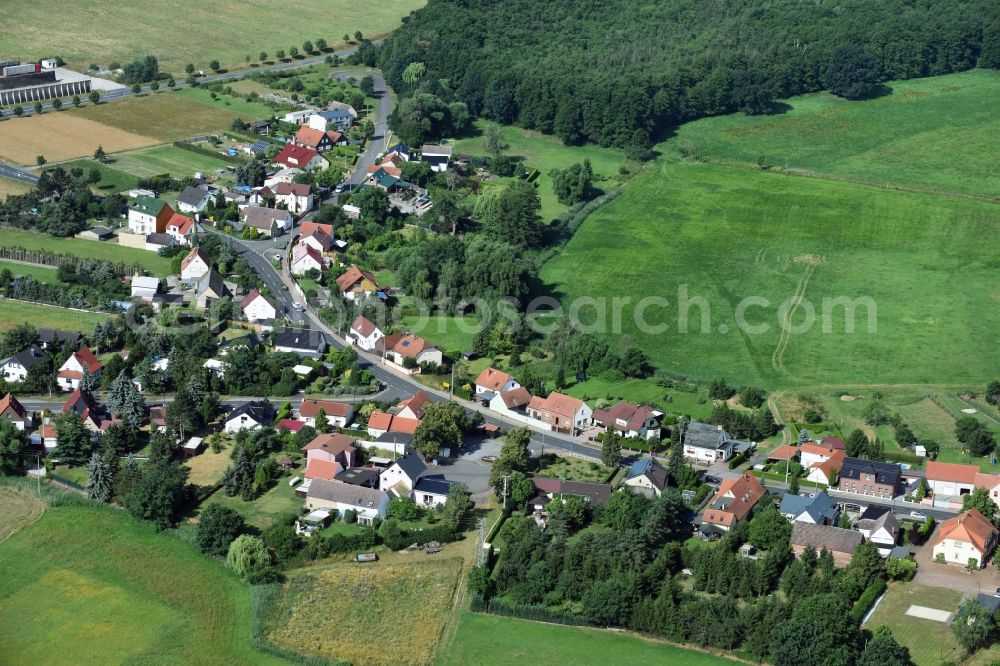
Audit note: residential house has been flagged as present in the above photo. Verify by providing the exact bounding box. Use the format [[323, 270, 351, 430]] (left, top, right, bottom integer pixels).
[[489, 387, 533, 419], [282, 109, 318, 124], [128, 196, 173, 235], [682, 421, 738, 463], [0, 393, 29, 430], [292, 125, 346, 152], [57, 347, 102, 391], [145, 232, 175, 252], [290, 243, 327, 276], [242, 140, 269, 157], [32, 423, 57, 451], [379, 452, 428, 497], [274, 182, 313, 215], [304, 457, 344, 487], [176, 186, 212, 214], [196, 270, 231, 309], [349, 315, 383, 351], [240, 289, 279, 323], [165, 213, 195, 245], [932, 508, 999, 569], [767, 446, 800, 464], [299, 399, 354, 429], [623, 457, 669, 498], [336, 467, 380, 488], [299, 221, 335, 238], [224, 401, 275, 434], [791, 523, 864, 567], [335, 265, 386, 301], [310, 105, 356, 131], [276, 418, 306, 433], [854, 506, 901, 557], [272, 328, 327, 357], [421, 144, 452, 172], [1, 346, 46, 383], [526, 391, 592, 435], [822, 436, 846, 450], [396, 391, 433, 420], [378, 334, 443, 371], [264, 169, 302, 189], [130, 275, 160, 299], [926, 461, 979, 500], [701, 473, 766, 534], [800, 444, 846, 486], [413, 476, 457, 508], [779, 491, 839, 524], [385, 143, 412, 161], [35, 328, 80, 350], [62, 388, 107, 433], [837, 457, 902, 499], [530, 477, 613, 509], [305, 479, 389, 525], [299, 227, 333, 254], [366, 411, 421, 439], [474, 368, 520, 400], [592, 401, 663, 441], [240, 206, 292, 237], [180, 246, 211, 282], [274, 144, 326, 171]]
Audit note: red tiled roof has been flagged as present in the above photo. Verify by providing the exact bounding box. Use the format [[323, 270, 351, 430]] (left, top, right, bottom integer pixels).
[[302, 433, 357, 454], [276, 418, 305, 432], [305, 458, 342, 481], [351, 315, 379, 338], [292, 242, 325, 268], [534, 392, 584, 421], [299, 400, 352, 418], [335, 264, 380, 292], [302, 228, 333, 251], [0, 393, 26, 419], [275, 143, 320, 168], [703, 474, 765, 526], [498, 387, 531, 409], [299, 222, 334, 238], [274, 182, 311, 197], [822, 437, 846, 450], [73, 347, 102, 373], [166, 212, 193, 235], [767, 445, 800, 462], [398, 391, 432, 419], [936, 508, 999, 553], [927, 461, 980, 485], [474, 368, 512, 392], [367, 411, 393, 431], [180, 246, 209, 272]]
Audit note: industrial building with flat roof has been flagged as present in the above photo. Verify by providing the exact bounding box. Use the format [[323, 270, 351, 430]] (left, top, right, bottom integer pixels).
[[0, 60, 92, 106]]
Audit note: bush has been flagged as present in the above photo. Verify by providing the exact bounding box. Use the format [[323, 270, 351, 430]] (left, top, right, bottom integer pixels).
[[886, 557, 917, 581], [850, 579, 886, 621]]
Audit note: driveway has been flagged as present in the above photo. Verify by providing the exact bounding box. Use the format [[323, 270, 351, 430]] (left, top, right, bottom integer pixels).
[[330, 69, 393, 186], [912, 526, 1000, 596]]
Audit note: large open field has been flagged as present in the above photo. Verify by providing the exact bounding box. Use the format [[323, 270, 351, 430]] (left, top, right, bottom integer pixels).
[[0, 113, 158, 165], [676, 70, 1000, 198], [0, 260, 60, 283], [0, 487, 45, 541], [109, 144, 232, 179], [439, 612, 736, 665], [0, 0, 426, 74], [262, 558, 462, 665], [0, 497, 285, 665], [0, 228, 173, 275], [0, 300, 111, 334]]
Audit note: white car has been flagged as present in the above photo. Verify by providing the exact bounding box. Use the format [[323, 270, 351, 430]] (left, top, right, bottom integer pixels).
[[292, 302, 304, 312], [910, 511, 927, 520]]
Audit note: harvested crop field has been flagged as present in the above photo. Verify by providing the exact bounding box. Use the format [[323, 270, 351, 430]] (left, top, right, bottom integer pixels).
[[0, 113, 158, 165], [263, 558, 462, 665], [0, 177, 33, 199], [0, 488, 45, 542]]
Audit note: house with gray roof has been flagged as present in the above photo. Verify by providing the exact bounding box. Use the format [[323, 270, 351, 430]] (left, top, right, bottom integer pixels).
[[177, 186, 212, 214], [413, 475, 460, 508], [790, 522, 863, 567], [196, 270, 231, 309], [779, 491, 839, 525], [379, 452, 428, 496], [272, 328, 327, 357], [854, 507, 901, 556], [305, 478, 389, 525], [1, 346, 46, 383], [682, 421, 739, 463], [623, 457, 669, 498]]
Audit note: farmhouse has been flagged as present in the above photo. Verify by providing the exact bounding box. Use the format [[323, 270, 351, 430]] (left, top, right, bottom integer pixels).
[[128, 196, 174, 235], [176, 186, 212, 214], [304, 458, 345, 485], [0, 393, 29, 430], [240, 289, 279, 323], [335, 265, 386, 301], [196, 270, 231, 309], [925, 461, 979, 500], [240, 206, 292, 237], [349, 315, 384, 351], [305, 479, 389, 525], [1, 346, 46, 383], [57, 347, 102, 391], [224, 401, 276, 433], [62, 388, 109, 433], [474, 368, 520, 400], [790, 523, 863, 567], [274, 182, 314, 215], [592, 401, 663, 441], [932, 508, 998, 569], [380, 452, 428, 497], [377, 334, 443, 371], [299, 399, 354, 429], [526, 392, 592, 435], [701, 473, 765, 534], [421, 144, 452, 172], [623, 457, 669, 498], [272, 328, 327, 357], [682, 421, 737, 463], [837, 458, 902, 499], [180, 246, 211, 281], [290, 243, 327, 276], [274, 144, 326, 171]]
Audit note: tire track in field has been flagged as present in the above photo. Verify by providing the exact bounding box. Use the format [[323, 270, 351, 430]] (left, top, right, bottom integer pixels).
[[771, 257, 820, 376]]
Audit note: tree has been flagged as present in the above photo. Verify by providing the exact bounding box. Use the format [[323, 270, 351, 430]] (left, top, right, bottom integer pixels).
[[36, 153, 46, 165], [167, 77, 176, 88], [84, 449, 115, 502], [131, 84, 141, 94], [289, 46, 299, 58], [197, 503, 246, 556], [986, 380, 1000, 406], [303, 40, 314, 54], [477, 180, 542, 248], [276, 49, 286, 60], [55, 410, 93, 465], [770, 593, 860, 666], [51, 98, 62, 111], [235, 159, 267, 187], [122, 459, 189, 530], [952, 599, 994, 655], [0, 420, 29, 475], [106, 370, 145, 425], [484, 124, 509, 160], [101, 421, 136, 457], [315, 38, 327, 51], [708, 377, 733, 400], [13, 105, 24, 116], [442, 482, 472, 529], [489, 427, 532, 501], [88, 91, 100, 105], [955, 417, 996, 457], [226, 535, 277, 583], [620, 346, 650, 378], [314, 407, 329, 434], [826, 45, 879, 100], [402, 61, 427, 85], [209, 60, 221, 72], [149, 80, 159, 91], [748, 506, 792, 552], [601, 435, 622, 468], [858, 626, 913, 666], [413, 402, 464, 457], [259, 51, 268, 62], [788, 474, 800, 495], [550, 160, 594, 205], [354, 31, 363, 41], [185, 63, 195, 74], [963, 487, 999, 522], [846, 540, 885, 591], [93, 145, 106, 162]]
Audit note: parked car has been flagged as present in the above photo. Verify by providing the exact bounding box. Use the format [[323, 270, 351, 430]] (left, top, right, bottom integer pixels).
[[910, 511, 927, 520]]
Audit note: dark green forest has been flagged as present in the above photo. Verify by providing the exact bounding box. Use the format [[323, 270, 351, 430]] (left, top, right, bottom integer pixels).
[[379, 0, 999, 153]]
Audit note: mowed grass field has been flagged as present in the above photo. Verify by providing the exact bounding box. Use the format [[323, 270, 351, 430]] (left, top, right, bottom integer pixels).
[[0, 487, 45, 542], [0, 0, 426, 73], [402, 314, 481, 354], [0, 499, 286, 665], [677, 70, 1000, 198], [439, 613, 736, 665], [0, 113, 158, 165], [61, 160, 140, 193], [263, 558, 462, 665], [0, 300, 110, 334], [0, 259, 60, 283], [455, 121, 631, 221], [110, 144, 232, 179], [0, 228, 173, 275]]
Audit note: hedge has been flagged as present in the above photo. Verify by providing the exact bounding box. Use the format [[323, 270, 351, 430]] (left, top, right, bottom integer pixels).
[[172, 140, 244, 164], [850, 579, 886, 621], [470, 595, 593, 627]]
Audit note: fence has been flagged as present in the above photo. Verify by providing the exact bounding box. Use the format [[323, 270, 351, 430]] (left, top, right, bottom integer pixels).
[[0, 245, 146, 277]]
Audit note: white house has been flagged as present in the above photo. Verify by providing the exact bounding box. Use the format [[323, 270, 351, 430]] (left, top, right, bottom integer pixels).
[[623, 457, 669, 498], [525, 392, 593, 435], [56, 347, 103, 391], [854, 506, 901, 557], [224, 401, 275, 434], [413, 476, 456, 508], [176, 186, 212, 214], [290, 243, 327, 276], [681, 421, 737, 464], [240, 289, 279, 322], [379, 452, 428, 497], [298, 399, 354, 429], [130, 275, 160, 299], [264, 169, 303, 189], [591, 401, 662, 441], [180, 246, 211, 281], [165, 213, 195, 245], [378, 334, 443, 371], [241, 206, 292, 237], [421, 144, 452, 172], [128, 196, 173, 235], [283, 108, 319, 124], [274, 182, 313, 215], [305, 479, 389, 525], [274, 144, 326, 171], [932, 509, 998, 569], [1, 346, 46, 383], [349, 315, 384, 351], [489, 387, 533, 420], [474, 368, 520, 399]]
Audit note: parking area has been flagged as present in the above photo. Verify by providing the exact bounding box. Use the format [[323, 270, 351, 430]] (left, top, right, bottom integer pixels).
[[436, 434, 504, 501], [911, 525, 1000, 596]]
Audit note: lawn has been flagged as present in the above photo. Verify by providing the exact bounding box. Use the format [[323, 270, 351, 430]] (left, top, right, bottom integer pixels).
[[676, 69, 1000, 198], [455, 120, 632, 221], [540, 153, 1000, 389], [61, 159, 140, 193], [110, 144, 232, 179], [184, 447, 233, 487], [0, 0, 426, 73], [535, 456, 612, 483], [0, 496, 285, 665], [174, 87, 280, 119], [402, 314, 481, 354], [0, 300, 110, 334], [864, 583, 965, 666], [0, 260, 60, 283], [262, 558, 462, 665], [204, 470, 303, 529], [439, 612, 737, 665], [0, 176, 33, 199], [0, 112, 158, 165], [0, 487, 44, 542], [0, 228, 173, 275]]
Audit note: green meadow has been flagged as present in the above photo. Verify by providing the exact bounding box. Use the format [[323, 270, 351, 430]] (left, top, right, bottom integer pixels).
[[0, 228, 172, 275]]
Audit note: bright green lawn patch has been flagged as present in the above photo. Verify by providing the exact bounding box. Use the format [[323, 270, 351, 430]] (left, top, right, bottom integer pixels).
[[0, 0, 426, 74], [205, 472, 303, 529], [864, 583, 964, 666], [174, 87, 279, 119], [0, 260, 60, 283], [455, 121, 631, 221], [0, 501, 284, 665], [0, 228, 172, 275], [540, 156, 1000, 388], [535, 456, 611, 482], [0, 300, 110, 334], [677, 70, 1000, 198], [440, 612, 736, 665], [402, 315, 481, 354], [111, 144, 232, 179], [61, 159, 140, 193]]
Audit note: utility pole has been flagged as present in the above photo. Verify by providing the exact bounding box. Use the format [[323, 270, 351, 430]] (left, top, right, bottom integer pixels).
[[449, 364, 455, 401], [502, 474, 509, 512]]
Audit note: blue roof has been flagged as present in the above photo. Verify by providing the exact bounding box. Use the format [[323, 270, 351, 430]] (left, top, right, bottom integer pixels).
[[627, 459, 650, 479], [780, 491, 837, 523], [414, 475, 455, 496]]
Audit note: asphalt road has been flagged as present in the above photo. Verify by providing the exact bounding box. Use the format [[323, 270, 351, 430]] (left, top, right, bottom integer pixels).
[[0, 161, 39, 185], [331, 70, 393, 186]]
